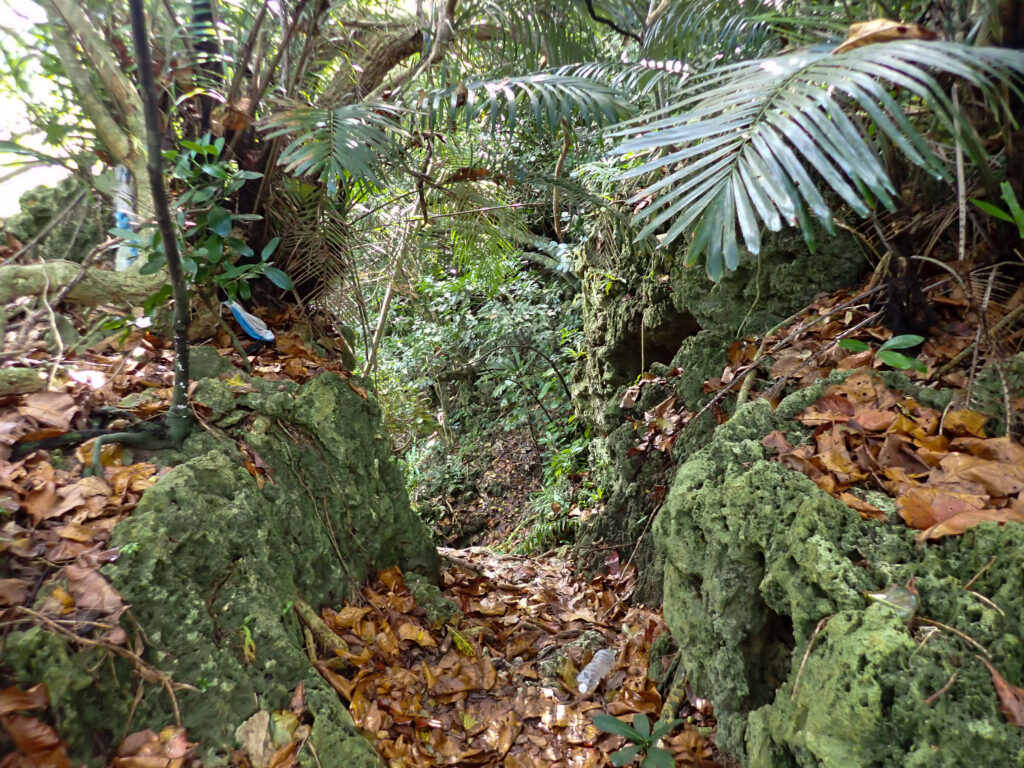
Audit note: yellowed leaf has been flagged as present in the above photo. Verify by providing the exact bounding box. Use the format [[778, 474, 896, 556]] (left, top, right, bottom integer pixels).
[[834, 19, 937, 53]]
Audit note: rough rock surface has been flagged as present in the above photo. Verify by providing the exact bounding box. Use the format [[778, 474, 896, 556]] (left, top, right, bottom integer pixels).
[[656, 379, 1024, 767], [572, 225, 865, 602], [5, 368, 439, 766]]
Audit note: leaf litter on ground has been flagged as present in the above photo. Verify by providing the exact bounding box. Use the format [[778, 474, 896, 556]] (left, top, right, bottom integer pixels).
[[0, 308, 357, 765], [312, 553, 719, 767]]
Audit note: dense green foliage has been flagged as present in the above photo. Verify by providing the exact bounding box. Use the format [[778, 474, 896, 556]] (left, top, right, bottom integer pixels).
[[374, 261, 596, 551]]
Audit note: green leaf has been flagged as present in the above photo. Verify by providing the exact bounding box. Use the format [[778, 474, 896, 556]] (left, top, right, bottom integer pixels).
[[263, 266, 293, 290], [260, 237, 281, 261], [610, 745, 643, 766], [592, 714, 639, 740], [649, 719, 684, 741], [221, 263, 257, 280], [879, 335, 924, 351], [207, 206, 233, 237], [226, 237, 255, 258], [877, 350, 927, 373], [201, 163, 229, 179], [838, 339, 870, 352], [191, 187, 216, 203], [999, 181, 1024, 237], [641, 746, 677, 768], [139, 254, 166, 275], [971, 198, 1014, 223], [109, 228, 139, 242], [239, 281, 252, 301], [632, 714, 650, 740], [205, 234, 223, 264]]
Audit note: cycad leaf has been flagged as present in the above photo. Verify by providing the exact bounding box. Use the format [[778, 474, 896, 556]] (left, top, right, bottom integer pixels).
[[611, 40, 1024, 278], [415, 74, 629, 133], [262, 102, 407, 191]]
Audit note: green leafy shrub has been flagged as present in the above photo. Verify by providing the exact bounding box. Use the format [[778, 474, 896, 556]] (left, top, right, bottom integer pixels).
[[592, 713, 683, 768], [112, 135, 292, 307]]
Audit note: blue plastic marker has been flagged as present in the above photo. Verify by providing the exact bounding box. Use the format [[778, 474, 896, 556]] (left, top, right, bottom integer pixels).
[[223, 300, 275, 342]]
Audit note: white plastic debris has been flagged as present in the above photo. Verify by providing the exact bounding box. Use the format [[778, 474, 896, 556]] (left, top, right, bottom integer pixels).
[[576, 648, 616, 694]]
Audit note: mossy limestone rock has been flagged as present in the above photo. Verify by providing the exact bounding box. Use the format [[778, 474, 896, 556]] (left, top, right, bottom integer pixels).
[[657, 393, 1024, 767], [7, 372, 438, 766], [571, 221, 865, 603]]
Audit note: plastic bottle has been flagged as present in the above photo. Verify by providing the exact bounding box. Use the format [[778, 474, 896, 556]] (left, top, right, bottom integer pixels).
[[576, 648, 616, 693]]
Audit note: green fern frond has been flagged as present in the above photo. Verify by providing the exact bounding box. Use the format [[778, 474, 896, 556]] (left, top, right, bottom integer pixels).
[[643, 0, 779, 64], [261, 101, 408, 192], [412, 74, 630, 133], [611, 41, 1024, 280]]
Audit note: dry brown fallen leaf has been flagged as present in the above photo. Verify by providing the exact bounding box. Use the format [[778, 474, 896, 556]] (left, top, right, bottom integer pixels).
[[0, 684, 49, 715], [0, 712, 71, 768], [18, 392, 78, 430], [979, 657, 1024, 728], [65, 563, 127, 614]]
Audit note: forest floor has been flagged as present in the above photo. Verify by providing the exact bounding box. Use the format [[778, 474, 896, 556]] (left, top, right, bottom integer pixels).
[[2, 251, 1024, 766], [0, 316, 719, 768]]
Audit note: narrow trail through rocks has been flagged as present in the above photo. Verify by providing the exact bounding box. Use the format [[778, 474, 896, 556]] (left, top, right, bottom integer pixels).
[[310, 546, 719, 767]]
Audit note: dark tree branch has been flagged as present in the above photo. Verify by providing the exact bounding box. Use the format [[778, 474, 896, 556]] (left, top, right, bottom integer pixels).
[[584, 0, 641, 43], [128, 0, 193, 446]]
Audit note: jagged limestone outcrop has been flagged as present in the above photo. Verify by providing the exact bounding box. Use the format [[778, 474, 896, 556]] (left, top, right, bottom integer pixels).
[[3, 175, 106, 263], [5, 368, 439, 766], [656, 378, 1024, 767], [572, 224, 865, 601]]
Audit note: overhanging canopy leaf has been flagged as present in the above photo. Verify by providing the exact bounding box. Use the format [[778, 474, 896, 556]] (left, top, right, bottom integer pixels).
[[610, 41, 1024, 280]]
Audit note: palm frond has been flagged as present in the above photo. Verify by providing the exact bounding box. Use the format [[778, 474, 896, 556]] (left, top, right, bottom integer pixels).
[[412, 74, 630, 133], [557, 60, 679, 100], [643, 0, 779, 65], [266, 177, 353, 304], [612, 41, 1024, 280], [478, 1, 607, 69], [261, 101, 408, 192]]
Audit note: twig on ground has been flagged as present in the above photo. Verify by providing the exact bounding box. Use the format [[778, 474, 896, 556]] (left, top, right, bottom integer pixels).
[[963, 556, 997, 590], [924, 671, 958, 705], [15, 605, 197, 726], [40, 271, 63, 389], [792, 616, 830, 700], [917, 617, 991, 658]]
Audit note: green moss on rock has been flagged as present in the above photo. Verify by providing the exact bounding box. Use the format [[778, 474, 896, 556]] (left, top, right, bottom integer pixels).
[[572, 218, 867, 602], [6, 372, 438, 766], [189, 346, 237, 381], [656, 388, 1024, 767], [4, 176, 106, 263], [405, 571, 461, 627]]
